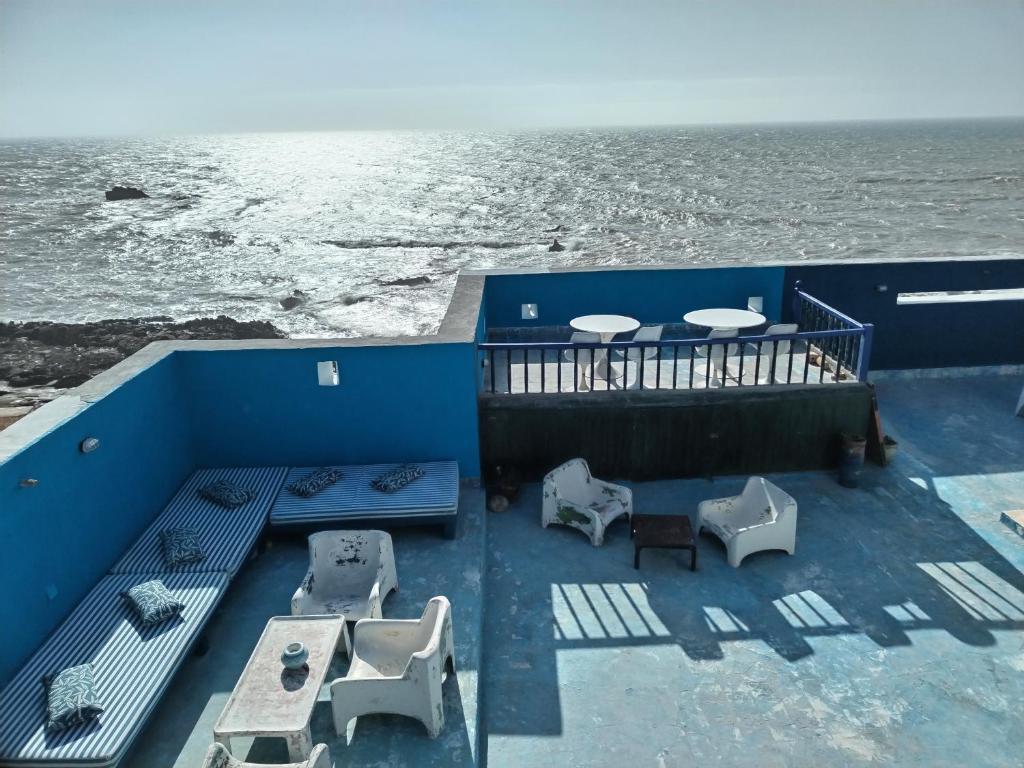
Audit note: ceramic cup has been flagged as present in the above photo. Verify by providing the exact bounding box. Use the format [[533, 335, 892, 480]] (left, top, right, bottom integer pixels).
[[281, 641, 309, 670]]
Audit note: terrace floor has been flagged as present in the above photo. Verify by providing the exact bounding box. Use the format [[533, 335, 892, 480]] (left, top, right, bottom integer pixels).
[[484, 347, 857, 394], [126, 374, 1024, 767]]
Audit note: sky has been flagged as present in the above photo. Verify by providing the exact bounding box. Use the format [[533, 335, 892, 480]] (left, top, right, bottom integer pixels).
[[1, 0, 1023, 137]]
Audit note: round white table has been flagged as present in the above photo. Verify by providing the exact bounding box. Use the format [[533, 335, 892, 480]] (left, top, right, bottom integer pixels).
[[683, 308, 766, 331], [569, 314, 640, 387], [569, 314, 641, 341]]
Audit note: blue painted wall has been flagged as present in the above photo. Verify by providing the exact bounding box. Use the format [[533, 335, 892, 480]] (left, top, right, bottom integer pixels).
[[181, 342, 481, 476], [783, 259, 1024, 370], [0, 354, 195, 684], [483, 266, 787, 329]]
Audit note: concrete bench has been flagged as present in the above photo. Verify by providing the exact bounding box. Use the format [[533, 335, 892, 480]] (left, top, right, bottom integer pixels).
[[0, 572, 227, 767], [270, 461, 460, 538], [111, 466, 287, 576], [0, 465, 289, 767]]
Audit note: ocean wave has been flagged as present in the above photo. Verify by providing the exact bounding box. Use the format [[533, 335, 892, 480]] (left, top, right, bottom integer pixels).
[[321, 238, 538, 250], [855, 174, 1021, 185]]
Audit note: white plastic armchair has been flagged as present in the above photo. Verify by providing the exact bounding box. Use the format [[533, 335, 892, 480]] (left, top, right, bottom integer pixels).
[[330, 596, 455, 739], [697, 476, 797, 567], [541, 458, 633, 546], [201, 742, 330, 768], [291, 530, 398, 622]]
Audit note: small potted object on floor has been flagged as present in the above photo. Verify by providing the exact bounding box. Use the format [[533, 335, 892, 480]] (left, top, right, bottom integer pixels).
[[838, 433, 867, 488]]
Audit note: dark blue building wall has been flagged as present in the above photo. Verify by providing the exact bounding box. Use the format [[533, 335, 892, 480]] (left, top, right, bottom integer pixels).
[[484, 266, 786, 328], [0, 354, 195, 684], [181, 342, 481, 476], [783, 258, 1024, 370]]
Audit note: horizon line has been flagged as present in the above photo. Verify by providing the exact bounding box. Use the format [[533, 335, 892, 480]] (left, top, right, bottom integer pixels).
[[2, 113, 1024, 142]]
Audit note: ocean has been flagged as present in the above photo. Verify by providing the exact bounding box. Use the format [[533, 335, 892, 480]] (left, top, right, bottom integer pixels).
[[2, 119, 1022, 338]]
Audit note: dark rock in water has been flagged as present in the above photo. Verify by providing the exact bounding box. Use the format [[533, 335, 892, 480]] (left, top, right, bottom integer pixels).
[[548, 238, 565, 252], [379, 276, 431, 288], [279, 290, 307, 311], [206, 230, 236, 247], [342, 295, 371, 306], [105, 186, 149, 201], [0, 316, 285, 404], [545, 225, 567, 233]]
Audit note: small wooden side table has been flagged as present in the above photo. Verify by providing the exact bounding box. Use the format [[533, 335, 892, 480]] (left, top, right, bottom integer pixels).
[[631, 513, 698, 571]]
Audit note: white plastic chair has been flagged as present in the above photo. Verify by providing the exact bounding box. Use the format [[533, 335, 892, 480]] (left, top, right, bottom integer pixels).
[[728, 323, 799, 384], [563, 331, 600, 390], [613, 324, 664, 363], [693, 328, 738, 385], [201, 742, 330, 768], [291, 530, 398, 622], [697, 477, 797, 567], [612, 325, 664, 388], [541, 458, 633, 546], [330, 596, 455, 739]]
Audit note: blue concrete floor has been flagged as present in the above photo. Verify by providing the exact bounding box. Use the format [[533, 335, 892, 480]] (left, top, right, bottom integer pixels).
[[122, 375, 1024, 767], [123, 488, 486, 768], [483, 375, 1024, 767]]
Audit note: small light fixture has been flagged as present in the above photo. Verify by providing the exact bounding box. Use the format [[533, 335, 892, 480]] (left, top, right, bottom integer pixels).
[[876, 284, 888, 293], [521, 303, 538, 320], [80, 437, 100, 454], [19, 478, 38, 488], [317, 360, 340, 386], [747, 296, 764, 313]]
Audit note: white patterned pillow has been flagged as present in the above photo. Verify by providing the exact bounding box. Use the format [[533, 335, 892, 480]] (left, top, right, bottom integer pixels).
[[43, 663, 104, 731], [121, 580, 185, 625]]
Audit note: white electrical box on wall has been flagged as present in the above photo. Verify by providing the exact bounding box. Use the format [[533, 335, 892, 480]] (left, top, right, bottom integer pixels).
[[317, 360, 339, 386]]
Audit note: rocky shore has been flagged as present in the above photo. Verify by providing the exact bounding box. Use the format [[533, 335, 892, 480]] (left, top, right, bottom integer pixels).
[[0, 316, 285, 407]]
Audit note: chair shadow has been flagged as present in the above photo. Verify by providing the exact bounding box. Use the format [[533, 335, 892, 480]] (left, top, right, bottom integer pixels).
[[484, 455, 1024, 740], [242, 670, 473, 765]]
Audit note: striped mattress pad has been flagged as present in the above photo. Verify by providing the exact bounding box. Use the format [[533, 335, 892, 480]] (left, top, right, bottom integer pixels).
[[270, 461, 459, 526], [0, 571, 227, 767], [109, 466, 287, 576]]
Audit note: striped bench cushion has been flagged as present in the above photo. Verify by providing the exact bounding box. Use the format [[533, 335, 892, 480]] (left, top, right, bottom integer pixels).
[[271, 461, 459, 526], [110, 467, 287, 575], [0, 571, 227, 767]]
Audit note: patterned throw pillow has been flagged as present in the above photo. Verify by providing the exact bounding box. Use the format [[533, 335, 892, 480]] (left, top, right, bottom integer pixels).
[[288, 467, 341, 498], [121, 580, 185, 625], [159, 527, 205, 568], [371, 464, 426, 493], [198, 479, 255, 508], [43, 663, 104, 731]]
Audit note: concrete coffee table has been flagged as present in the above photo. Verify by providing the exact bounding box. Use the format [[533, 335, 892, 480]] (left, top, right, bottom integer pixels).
[[214, 614, 349, 761]]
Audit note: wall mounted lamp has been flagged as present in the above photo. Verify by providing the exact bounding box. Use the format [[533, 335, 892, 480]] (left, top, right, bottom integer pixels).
[[521, 303, 538, 320], [317, 360, 340, 386], [80, 437, 100, 453]]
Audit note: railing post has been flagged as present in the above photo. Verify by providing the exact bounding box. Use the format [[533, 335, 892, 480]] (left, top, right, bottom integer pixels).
[[791, 279, 803, 322], [857, 323, 874, 381]]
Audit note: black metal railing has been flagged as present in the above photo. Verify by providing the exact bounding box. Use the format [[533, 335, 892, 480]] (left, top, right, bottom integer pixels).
[[479, 329, 867, 394], [793, 281, 873, 383], [478, 287, 873, 395]]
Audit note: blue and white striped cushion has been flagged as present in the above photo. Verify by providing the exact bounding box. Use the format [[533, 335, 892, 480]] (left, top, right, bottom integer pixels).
[[271, 461, 459, 526], [110, 467, 287, 576], [0, 571, 227, 767]]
